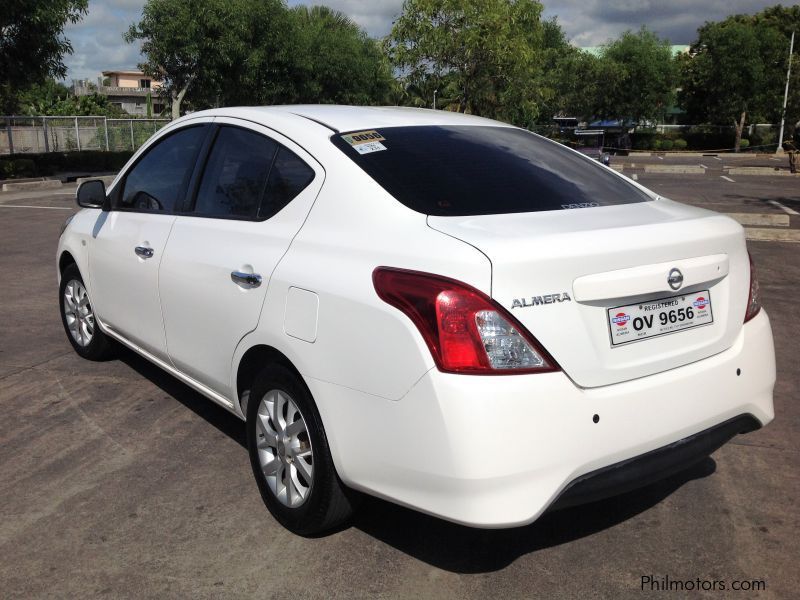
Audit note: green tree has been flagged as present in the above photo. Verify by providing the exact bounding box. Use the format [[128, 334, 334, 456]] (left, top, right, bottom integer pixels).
[[289, 6, 395, 105], [749, 5, 800, 142], [386, 0, 546, 126], [539, 25, 675, 126], [125, 0, 294, 117], [15, 80, 127, 117], [542, 49, 615, 122], [597, 27, 677, 124], [538, 19, 611, 122], [680, 19, 786, 151], [0, 0, 88, 113], [15, 80, 71, 115]]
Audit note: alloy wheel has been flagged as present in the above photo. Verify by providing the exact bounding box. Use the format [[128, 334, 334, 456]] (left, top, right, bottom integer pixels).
[[255, 389, 314, 507], [63, 279, 95, 347]]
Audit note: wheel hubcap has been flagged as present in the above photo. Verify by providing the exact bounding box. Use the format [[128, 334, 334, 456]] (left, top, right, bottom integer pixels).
[[256, 389, 313, 508], [63, 279, 94, 347]]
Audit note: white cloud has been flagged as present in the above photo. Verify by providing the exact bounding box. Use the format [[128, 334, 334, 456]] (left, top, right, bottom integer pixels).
[[543, 0, 791, 45], [63, 0, 146, 82]]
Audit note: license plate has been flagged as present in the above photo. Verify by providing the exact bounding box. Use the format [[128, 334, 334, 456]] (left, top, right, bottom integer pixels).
[[608, 291, 713, 346]]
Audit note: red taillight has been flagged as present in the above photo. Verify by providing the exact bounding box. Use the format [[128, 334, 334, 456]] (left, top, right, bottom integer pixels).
[[372, 267, 559, 374], [744, 251, 761, 323]]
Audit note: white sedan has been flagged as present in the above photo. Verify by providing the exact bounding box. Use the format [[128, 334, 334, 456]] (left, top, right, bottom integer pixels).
[[57, 106, 775, 535]]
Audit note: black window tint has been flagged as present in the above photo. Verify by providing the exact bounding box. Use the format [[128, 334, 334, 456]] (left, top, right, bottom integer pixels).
[[331, 126, 651, 216], [260, 147, 315, 219], [194, 127, 278, 219], [120, 125, 206, 212]]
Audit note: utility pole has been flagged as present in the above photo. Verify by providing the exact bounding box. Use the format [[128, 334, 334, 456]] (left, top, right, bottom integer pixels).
[[776, 31, 795, 153]]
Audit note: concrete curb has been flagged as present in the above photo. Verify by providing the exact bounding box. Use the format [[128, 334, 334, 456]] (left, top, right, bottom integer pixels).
[[745, 228, 800, 243], [622, 152, 781, 159], [628, 152, 717, 158], [727, 213, 790, 227], [727, 167, 798, 177], [643, 165, 705, 174], [75, 175, 117, 187], [0, 176, 50, 184], [1, 179, 63, 192]]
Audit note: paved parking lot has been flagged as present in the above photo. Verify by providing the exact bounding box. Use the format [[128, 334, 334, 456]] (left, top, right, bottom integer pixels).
[[1, 175, 798, 599]]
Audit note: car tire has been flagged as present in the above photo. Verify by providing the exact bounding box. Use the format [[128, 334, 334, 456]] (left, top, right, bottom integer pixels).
[[59, 263, 115, 361], [247, 363, 357, 536]]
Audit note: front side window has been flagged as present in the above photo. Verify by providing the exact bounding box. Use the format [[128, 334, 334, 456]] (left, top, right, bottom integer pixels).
[[119, 125, 207, 213], [193, 127, 279, 219], [331, 125, 651, 216]]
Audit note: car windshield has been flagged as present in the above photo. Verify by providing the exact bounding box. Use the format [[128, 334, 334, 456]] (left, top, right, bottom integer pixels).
[[331, 125, 651, 216]]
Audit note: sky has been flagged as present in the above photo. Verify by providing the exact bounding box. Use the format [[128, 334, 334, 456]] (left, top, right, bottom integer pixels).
[[64, 0, 792, 83]]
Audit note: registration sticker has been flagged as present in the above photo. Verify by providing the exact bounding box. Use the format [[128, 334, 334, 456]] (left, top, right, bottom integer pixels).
[[352, 141, 386, 154], [608, 291, 713, 346], [341, 130, 387, 154]]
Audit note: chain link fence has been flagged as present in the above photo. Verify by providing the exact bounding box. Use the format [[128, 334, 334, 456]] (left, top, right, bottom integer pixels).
[[0, 116, 171, 155]]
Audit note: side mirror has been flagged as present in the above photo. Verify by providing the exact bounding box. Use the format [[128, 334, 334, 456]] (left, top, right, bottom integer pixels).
[[76, 180, 108, 209]]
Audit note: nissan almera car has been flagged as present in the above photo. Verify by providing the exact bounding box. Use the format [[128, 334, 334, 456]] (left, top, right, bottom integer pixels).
[[58, 105, 775, 535]]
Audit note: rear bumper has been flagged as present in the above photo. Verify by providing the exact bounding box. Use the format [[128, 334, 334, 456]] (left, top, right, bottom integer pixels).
[[548, 413, 761, 511], [309, 309, 775, 528]]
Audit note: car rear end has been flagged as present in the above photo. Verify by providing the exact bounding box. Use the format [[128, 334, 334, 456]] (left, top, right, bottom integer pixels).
[[330, 119, 775, 527]]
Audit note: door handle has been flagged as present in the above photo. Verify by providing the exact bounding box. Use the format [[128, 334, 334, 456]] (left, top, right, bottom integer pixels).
[[135, 246, 154, 259], [231, 271, 262, 288]]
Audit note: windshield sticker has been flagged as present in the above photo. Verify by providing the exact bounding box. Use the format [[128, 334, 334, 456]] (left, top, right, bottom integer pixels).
[[342, 130, 385, 145], [342, 130, 387, 154]]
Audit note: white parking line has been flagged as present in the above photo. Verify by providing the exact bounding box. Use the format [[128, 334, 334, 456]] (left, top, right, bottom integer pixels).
[[770, 157, 781, 161], [767, 199, 799, 216], [699, 164, 708, 169], [0, 204, 72, 210], [720, 175, 736, 182], [658, 156, 664, 160], [713, 156, 722, 161]]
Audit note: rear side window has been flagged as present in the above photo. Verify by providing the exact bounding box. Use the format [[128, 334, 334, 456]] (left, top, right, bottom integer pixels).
[[194, 127, 278, 219], [119, 125, 207, 212], [260, 148, 315, 220], [331, 126, 651, 216]]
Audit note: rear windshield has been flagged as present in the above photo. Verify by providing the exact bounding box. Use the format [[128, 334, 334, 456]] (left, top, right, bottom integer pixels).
[[331, 125, 651, 216]]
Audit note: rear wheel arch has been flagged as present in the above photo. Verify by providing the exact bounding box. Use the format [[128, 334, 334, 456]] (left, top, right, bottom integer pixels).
[[245, 361, 358, 534], [236, 344, 307, 416]]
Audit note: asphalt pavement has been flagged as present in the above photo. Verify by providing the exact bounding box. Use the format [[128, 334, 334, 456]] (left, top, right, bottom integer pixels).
[[0, 174, 798, 599]]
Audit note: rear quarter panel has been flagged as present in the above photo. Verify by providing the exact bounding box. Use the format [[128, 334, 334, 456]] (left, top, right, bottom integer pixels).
[[235, 157, 492, 402]]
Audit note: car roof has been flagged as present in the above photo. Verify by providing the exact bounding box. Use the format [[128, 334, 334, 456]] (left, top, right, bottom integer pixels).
[[184, 105, 508, 134]]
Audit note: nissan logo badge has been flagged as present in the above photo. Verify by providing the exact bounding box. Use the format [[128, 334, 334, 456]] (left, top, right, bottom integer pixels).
[[667, 268, 684, 290]]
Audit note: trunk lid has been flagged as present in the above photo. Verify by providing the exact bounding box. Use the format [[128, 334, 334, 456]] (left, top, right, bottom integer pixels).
[[428, 199, 750, 388]]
